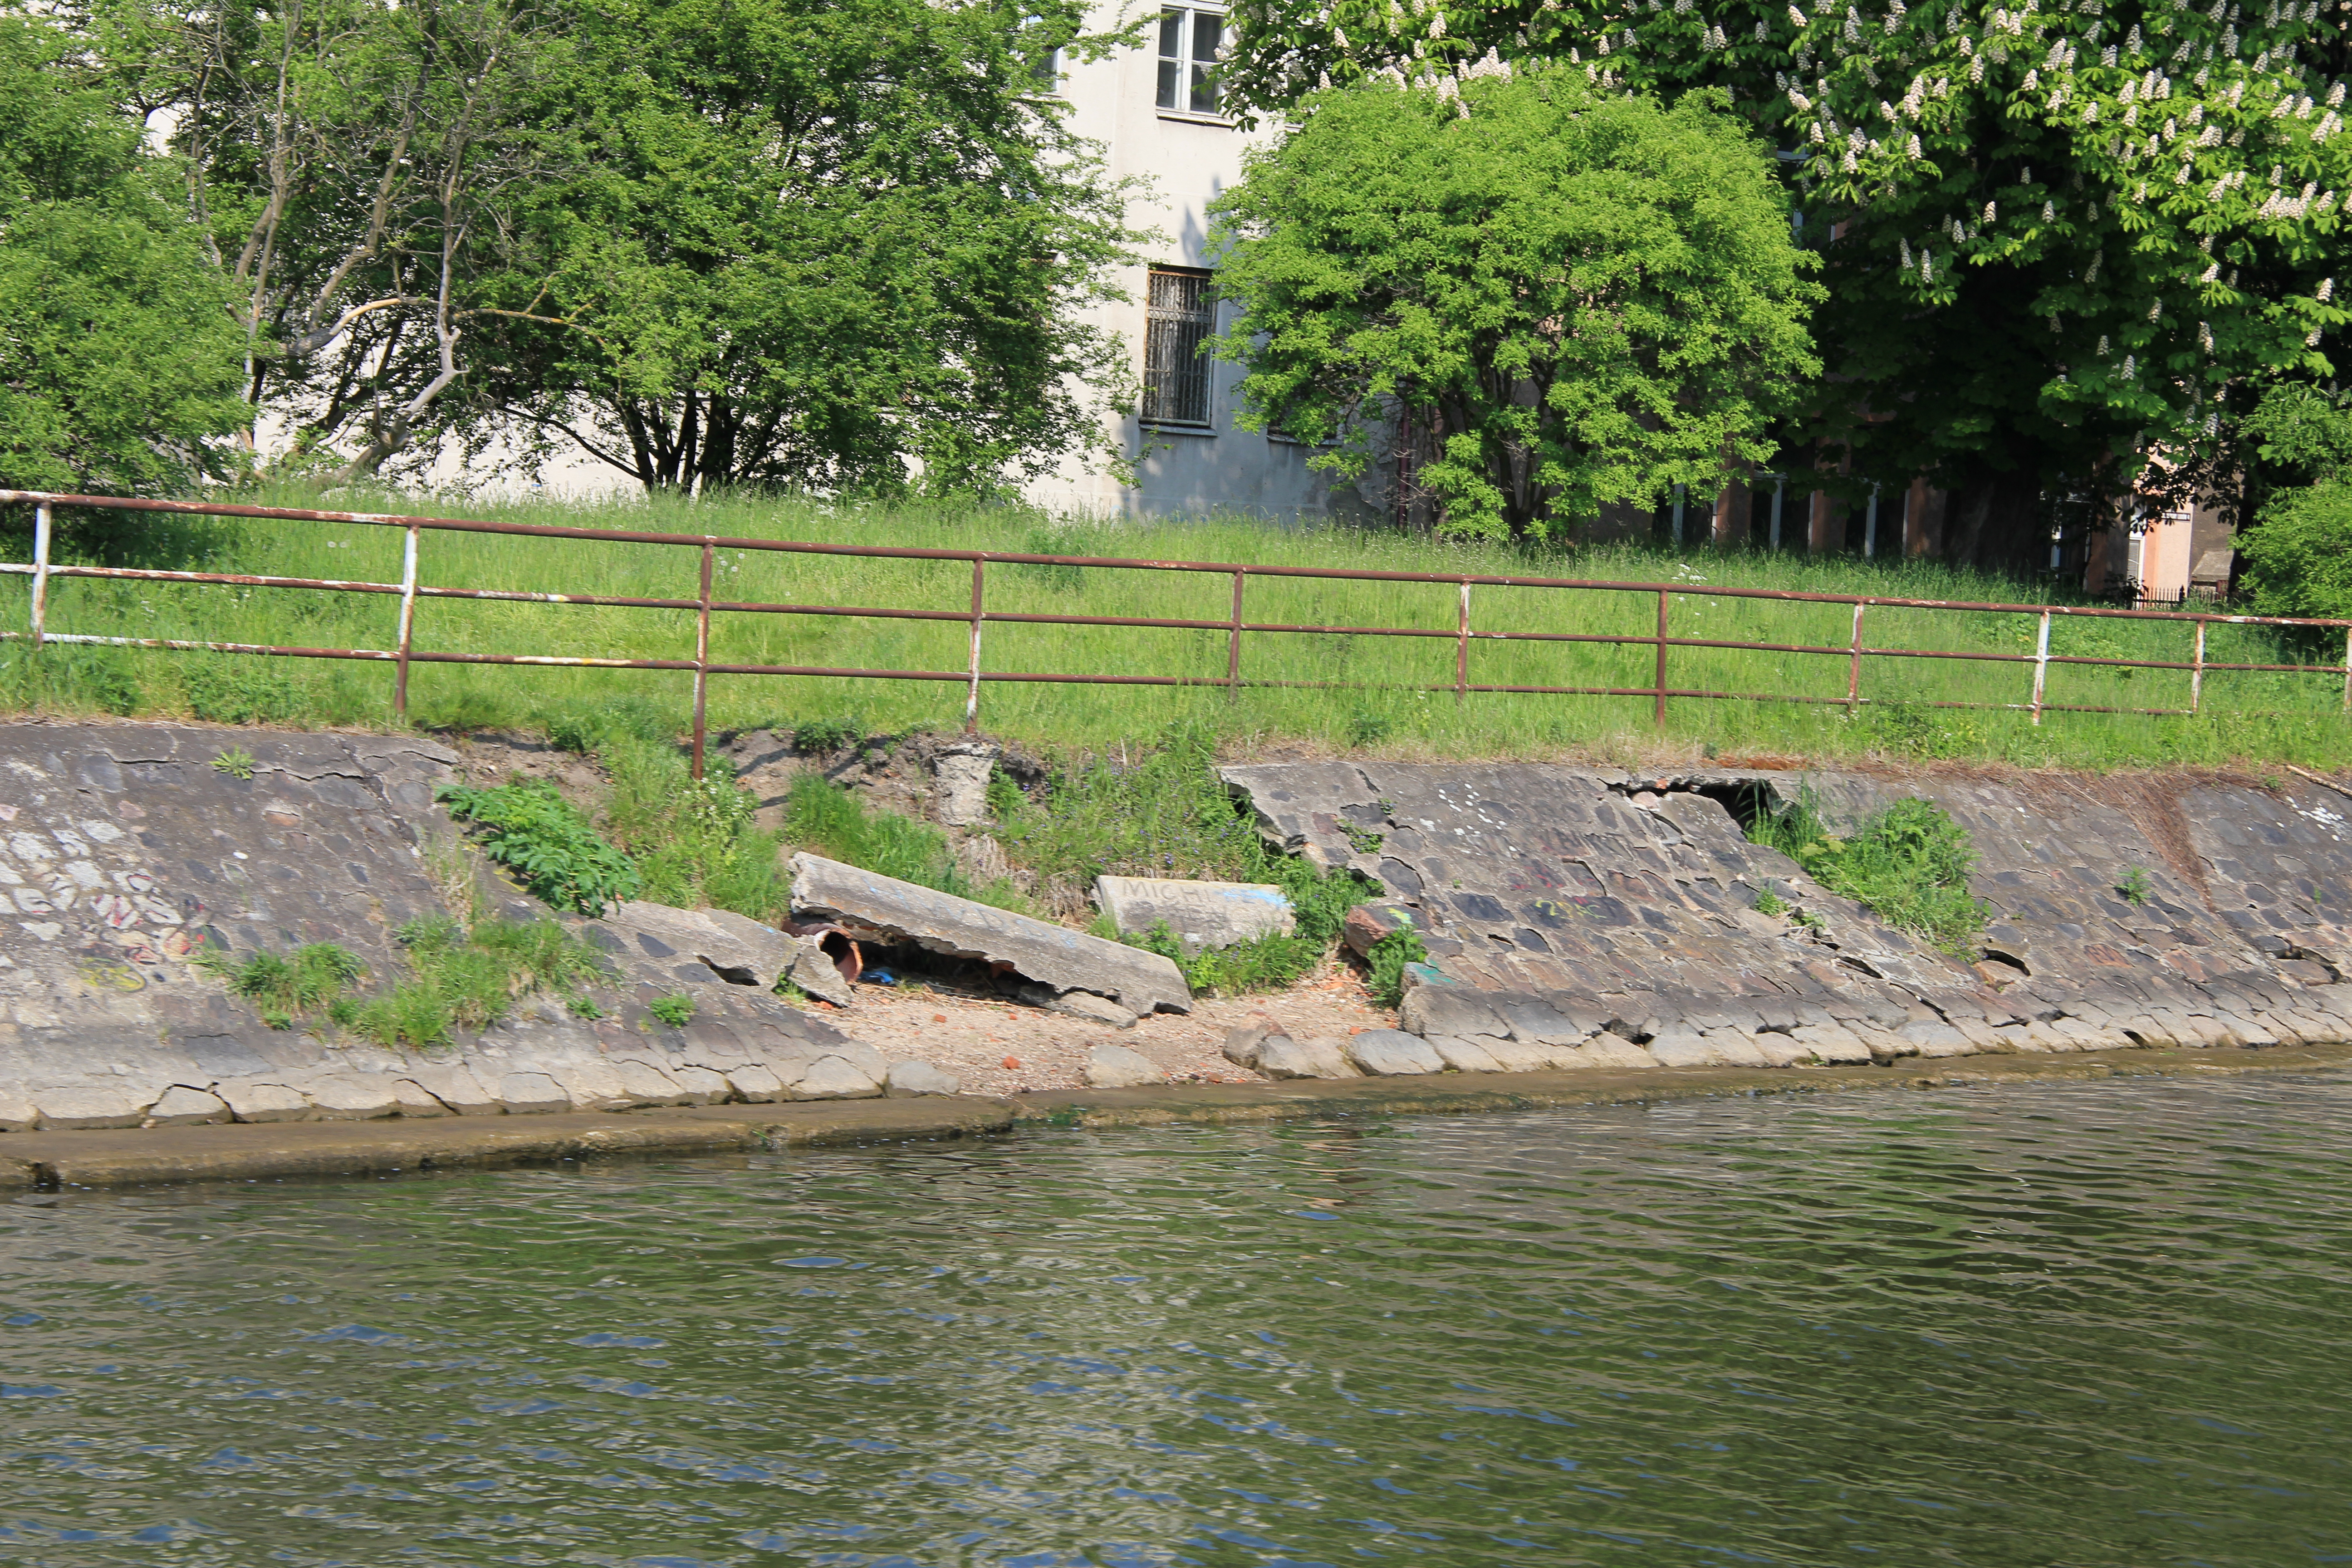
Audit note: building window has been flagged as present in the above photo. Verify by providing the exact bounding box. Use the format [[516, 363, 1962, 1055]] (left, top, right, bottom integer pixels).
[[1142, 267, 1215, 427], [1156, 7, 1224, 117]]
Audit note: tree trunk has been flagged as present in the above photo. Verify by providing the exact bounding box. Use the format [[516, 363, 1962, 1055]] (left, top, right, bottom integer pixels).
[[1941, 464, 2046, 580]]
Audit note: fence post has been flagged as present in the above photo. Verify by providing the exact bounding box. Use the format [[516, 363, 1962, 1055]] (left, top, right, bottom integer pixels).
[[2190, 618, 2207, 716], [2343, 626, 2351, 712], [29, 501, 50, 650], [2030, 609, 2052, 725], [1455, 580, 1471, 703], [965, 558, 986, 734], [1769, 476, 1784, 551], [1226, 569, 1246, 696], [393, 523, 420, 719], [690, 541, 714, 781], [1846, 602, 1867, 715], [1653, 588, 1669, 729], [1863, 484, 1880, 559]]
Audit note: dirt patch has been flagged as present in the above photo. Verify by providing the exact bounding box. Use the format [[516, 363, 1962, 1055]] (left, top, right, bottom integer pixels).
[[812, 956, 1392, 1097], [434, 730, 614, 798]]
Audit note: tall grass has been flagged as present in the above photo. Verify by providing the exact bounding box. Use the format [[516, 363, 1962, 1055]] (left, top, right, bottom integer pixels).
[[2, 484, 2345, 770]]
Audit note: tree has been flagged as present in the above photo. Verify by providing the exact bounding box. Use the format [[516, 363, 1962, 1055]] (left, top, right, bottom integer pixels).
[[454, 0, 1140, 497], [100, 0, 560, 482], [2234, 381, 2352, 614], [1215, 0, 2352, 570], [1206, 70, 1820, 539], [0, 13, 246, 495]]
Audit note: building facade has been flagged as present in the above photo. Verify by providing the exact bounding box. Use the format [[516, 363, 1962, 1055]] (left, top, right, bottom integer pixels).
[[1022, 10, 1385, 524]]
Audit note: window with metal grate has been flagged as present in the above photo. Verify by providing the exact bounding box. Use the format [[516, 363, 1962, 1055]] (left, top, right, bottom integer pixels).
[[1142, 268, 1216, 427]]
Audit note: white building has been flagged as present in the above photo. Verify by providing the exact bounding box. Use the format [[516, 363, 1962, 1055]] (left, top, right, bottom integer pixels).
[[1024, 10, 1385, 524]]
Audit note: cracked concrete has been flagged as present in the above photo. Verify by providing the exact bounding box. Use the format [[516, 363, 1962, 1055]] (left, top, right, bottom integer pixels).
[[1221, 760, 2352, 1067]]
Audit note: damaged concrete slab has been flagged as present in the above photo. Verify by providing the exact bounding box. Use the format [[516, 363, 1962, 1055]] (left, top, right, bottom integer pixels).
[[789, 853, 1190, 1014], [1094, 875, 1294, 953], [1220, 760, 2352, 1069]]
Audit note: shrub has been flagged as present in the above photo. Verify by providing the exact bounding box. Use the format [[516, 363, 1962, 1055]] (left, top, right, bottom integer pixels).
[[2242, 478, 2352, 625], [1749, 791, 1989, 958], [436, 778, 642, 915]]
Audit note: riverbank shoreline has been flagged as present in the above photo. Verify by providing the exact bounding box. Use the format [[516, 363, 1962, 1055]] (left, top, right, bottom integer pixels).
[[9, 1041, 2349, 1190]]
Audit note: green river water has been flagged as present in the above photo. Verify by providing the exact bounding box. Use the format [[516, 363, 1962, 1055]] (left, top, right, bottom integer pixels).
[[3, 1072, 2350, 1566]]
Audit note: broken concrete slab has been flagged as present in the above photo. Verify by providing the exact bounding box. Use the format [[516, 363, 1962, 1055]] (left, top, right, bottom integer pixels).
[[1094, 876, 1295, 953], [669, 1064, 734, 1105], [790, 853, 1189, 1014], [1083, 1044, 1165, 1088], [601, 901, 794, 990], [0, 1093, 35, 1133], [1017, 982, 1139, 1029]]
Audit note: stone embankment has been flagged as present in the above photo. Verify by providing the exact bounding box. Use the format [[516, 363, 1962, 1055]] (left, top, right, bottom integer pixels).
[[1222, 760, 2352, 1071], [6, 719, 2352, 1183]]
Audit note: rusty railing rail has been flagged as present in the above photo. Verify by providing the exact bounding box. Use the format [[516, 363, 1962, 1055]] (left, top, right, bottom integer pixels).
[[4, 490, 2347, 778]]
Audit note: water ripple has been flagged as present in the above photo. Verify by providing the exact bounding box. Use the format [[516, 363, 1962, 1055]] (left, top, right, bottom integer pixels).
[[0, 1074, 2348, 1564]]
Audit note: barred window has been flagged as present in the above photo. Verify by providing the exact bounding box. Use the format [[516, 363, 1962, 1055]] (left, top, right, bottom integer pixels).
[[1156, 7, 1224, 116], [1142, 268, 1215, 427]]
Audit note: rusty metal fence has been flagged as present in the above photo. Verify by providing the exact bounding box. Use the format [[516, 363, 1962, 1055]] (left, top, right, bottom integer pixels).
[[3, 490, 2347, 779]]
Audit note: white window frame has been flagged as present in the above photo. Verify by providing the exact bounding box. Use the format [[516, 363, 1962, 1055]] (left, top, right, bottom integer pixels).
[[1154, 7, 1228, 122]]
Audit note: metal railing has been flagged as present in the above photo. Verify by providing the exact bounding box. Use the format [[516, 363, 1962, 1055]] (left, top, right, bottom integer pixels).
[[3, 490, 2347, 780]]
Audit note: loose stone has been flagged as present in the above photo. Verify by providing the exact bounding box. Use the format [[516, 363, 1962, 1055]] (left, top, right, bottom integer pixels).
[[1255, 1035, 1359, 1080], [884, 1060, 961, 1098], [1343, 1030, 1445, 1076], [1082, 1044, 1165, 1088]]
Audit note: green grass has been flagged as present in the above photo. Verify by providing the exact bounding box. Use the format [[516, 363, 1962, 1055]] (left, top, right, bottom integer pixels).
[[2, 483, 2346, 770], [1749, 792, 1991, 959]]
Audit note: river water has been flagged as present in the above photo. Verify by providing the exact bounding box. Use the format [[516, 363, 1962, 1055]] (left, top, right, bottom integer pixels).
[[4, 1073, 2349, 1567]]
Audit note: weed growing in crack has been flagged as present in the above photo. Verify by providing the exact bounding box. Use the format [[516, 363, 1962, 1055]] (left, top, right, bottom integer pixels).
[[1749, 790, 1989, 959], [191, 942, 363, 1029]]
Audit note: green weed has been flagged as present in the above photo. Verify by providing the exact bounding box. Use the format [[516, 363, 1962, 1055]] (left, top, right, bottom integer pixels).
[[2118, 865, 2153, 906], [1365, 927, 1429, 1008], [1753, 887, 1788, 916], [1749, 791, 1990, 958], [790, 713, 866, 752], [183, 656, 304, 726], [191, 941, 364, 1029], [648, 993, 696, 1028], [437, 777, 643, 915], [334, 914, 610, 1048], [210, 747, 255, 779], [602, 737, 790, 919]]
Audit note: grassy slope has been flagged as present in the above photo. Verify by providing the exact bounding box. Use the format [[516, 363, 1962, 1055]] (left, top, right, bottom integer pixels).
[[2, 485, 2346, 770]]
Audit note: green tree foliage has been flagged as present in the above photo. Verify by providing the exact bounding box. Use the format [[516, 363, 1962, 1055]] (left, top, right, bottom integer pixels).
[[1216, 0, 2352, 567], [2230, 380, 2352, 617], [93, 0, 558, 482], [0, 14, 246, 494], [458, 0, 1140, 496], [1207, 70, 1821, 539]]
